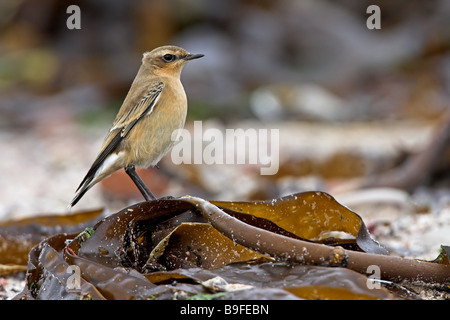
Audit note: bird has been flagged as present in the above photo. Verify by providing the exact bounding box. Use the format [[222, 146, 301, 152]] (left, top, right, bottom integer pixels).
[[70, 45, 204, 207]]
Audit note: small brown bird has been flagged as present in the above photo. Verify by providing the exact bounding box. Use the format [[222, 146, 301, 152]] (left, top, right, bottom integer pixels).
[[70, 45, 203, 207]]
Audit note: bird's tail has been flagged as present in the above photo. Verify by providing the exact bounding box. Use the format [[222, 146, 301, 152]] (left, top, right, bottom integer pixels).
[[69, 131, 123, 208], [69, 174, 95, 208]]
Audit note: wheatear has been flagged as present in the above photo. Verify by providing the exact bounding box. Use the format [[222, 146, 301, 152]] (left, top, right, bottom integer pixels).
[[70, 45, 203, 207]]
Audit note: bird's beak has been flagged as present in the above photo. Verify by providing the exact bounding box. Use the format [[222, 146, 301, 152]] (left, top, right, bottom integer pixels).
[[184, 53, 204, 61]]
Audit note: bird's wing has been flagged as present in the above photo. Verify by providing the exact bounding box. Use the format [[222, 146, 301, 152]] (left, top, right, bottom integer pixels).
[[110, 81, 165, 137], [71, 81, 165, 206], [85, 80, 165, 184]]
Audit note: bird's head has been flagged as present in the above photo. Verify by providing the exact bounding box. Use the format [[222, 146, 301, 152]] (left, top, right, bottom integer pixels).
[[142, 45, 204, 78]]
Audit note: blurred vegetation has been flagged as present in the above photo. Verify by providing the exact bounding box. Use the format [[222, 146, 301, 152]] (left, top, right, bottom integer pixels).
[[0, 0, 449, 129], [0, 0, 449, 216]]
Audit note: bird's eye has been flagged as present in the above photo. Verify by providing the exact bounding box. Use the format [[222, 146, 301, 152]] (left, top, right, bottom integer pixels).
[[162, 54, 175, 62]]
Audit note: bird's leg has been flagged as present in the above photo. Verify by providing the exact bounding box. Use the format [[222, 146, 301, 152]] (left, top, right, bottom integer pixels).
[[124, 165, 157, 201]]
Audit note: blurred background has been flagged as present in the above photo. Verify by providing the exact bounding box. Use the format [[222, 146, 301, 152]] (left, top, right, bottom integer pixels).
[[0, 0, 449, 254]]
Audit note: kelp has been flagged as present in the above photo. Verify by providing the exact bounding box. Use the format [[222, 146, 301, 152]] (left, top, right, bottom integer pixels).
[[211, 192, 388, 254], [2, 192, 448, 300], [0, 208, 106, 266]]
